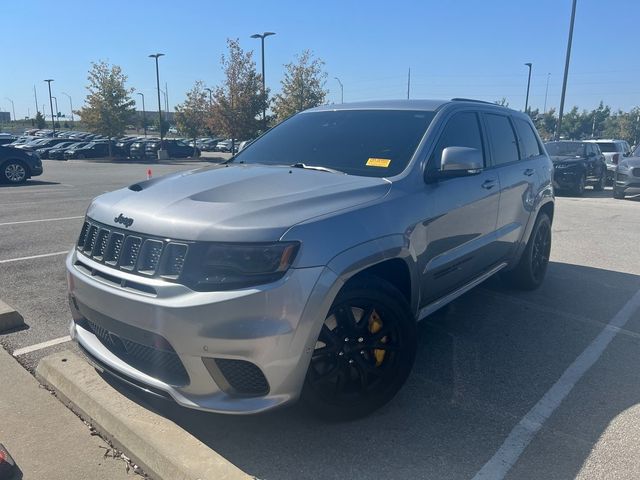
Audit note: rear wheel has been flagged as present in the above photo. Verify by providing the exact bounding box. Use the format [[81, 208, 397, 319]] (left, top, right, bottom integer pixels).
[[302, 276, 416, 421], [2, 161, 28, 184], [573, 173, 586, 196], [502, 212, 551, 290], [613, 187, 625, 199]]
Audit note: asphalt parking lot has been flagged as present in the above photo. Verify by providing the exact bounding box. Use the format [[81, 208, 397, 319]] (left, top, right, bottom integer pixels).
[[1, 159, 639, 480]]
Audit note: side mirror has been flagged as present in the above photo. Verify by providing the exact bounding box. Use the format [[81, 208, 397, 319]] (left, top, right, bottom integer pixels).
[[426, 147, 483, 182]]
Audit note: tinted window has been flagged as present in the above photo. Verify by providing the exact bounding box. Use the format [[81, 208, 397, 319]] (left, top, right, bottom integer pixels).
[[234, 110, 436, 177], [545, 141, 585, 157], [596, 142, 617, 153], [430, 112, 484, 169], [485, 114, 519, 165], [514, 118, 542, 158]]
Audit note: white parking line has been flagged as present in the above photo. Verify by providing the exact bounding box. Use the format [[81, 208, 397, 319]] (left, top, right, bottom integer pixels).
[[0, 216, 83, 226], [472, 288, 640, 480], [12, 336, 71, 356], [0, 251, 69, 264]]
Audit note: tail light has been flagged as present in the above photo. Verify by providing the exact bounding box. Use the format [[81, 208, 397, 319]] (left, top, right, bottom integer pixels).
[[612, 153, 619, 165]]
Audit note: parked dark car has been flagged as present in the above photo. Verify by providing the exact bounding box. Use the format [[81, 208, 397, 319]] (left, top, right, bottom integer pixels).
[[545, 141, 607, 195], [21, 138, 71, 152], [129, 139, 157, 160], [64, 141, 110, 159], [0, 134, 16, 146], [48, 142, 88, 160], [144, 139, 200, 158], [36, 140, 80, 159], [0, 145, 43, 184]]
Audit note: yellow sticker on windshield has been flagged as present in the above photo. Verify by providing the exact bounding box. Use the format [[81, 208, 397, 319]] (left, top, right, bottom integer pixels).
[[366, 158, 391, 168]]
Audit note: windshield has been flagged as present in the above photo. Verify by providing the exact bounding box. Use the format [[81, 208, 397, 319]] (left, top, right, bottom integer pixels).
[[545, 142, 586, 156], [233, 110, 435, 177], [596, 142, 618, 153]]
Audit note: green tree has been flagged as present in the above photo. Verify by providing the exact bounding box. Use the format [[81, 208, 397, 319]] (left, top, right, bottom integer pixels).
[[175, 81, 208, 156], [494, 97, 509, 107], [272, 50, 328, 122], [35, 111, 46, 129], [76, 61, 136, 157], [209, 38, 264, 146]]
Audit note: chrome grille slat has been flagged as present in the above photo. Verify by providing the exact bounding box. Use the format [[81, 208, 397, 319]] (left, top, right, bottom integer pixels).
[[76, 218, 189, 280]]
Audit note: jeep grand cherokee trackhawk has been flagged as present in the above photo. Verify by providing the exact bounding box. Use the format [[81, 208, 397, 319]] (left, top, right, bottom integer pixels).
[[67, 99, 554, 420]]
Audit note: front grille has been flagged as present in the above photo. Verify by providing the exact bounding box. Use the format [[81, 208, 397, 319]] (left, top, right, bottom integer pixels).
[[76, 218, 189, 279], [632, 168, 640, 178], [214, 358, 270, 396], [84, 318, 189, 386]]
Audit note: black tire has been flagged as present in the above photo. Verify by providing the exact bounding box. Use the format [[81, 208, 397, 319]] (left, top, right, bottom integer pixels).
[[2, 160, 29, 184], [613, 188, 625, 199], [502, 212, 552, 290], [593, 171, 606, 191], [572, 173, 586, 196], [301, 275, 416, 421]]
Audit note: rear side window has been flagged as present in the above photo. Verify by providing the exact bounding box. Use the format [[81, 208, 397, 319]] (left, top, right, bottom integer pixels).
[[596, 142, 617, 153], [430, 112, 484, 169], [485, 114, 520, 166], [514, 118, 542, 159]]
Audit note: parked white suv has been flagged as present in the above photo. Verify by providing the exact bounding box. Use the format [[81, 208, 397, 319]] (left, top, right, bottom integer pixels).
[[585, 139, 632, 183]]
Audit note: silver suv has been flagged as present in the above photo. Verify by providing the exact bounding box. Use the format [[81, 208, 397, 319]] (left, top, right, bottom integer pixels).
[[67, 99, 554, 420]]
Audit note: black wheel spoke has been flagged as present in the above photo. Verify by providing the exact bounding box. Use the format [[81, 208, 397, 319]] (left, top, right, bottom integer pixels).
[[319, 324, 339, 347], [312, 346, 336, 361], [357, 306, 375, 333], [334, 306, 358, 336]]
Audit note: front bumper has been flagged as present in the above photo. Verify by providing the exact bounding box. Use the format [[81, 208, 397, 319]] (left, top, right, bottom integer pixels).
[[66, 249, 338, 414], [615, 170, 640, 196], [552, 168, 581, 190]]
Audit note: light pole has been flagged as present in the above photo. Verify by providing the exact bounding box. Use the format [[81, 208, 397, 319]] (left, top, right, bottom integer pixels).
[[543, 73, 551, 113], [137, 92, 147, 137], [62, 92, 74, 123], [44, 79, 55, 133], [4, 98, 15, 122], [149, 53, 165, 158], [52, 96, 59, 126], [524, 62, 532, 114], [250, 31, 276, 131], [204, 87, 213, 105], [334, 77, 344, 104], [33, 85, 39, 116], [557, 0, 578, 140]]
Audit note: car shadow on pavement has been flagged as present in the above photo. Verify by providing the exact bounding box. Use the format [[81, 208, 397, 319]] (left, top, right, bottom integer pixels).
[[108, 261, 640, 480], [0, 180, 61, 188]]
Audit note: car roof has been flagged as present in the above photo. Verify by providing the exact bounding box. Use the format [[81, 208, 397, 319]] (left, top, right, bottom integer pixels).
[[305, 98, 515, 114], [584, 139, 625, 143]]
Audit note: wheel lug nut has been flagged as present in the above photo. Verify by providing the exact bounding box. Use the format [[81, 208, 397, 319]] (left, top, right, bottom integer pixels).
[[360, 350, 365, 355], [338, 351, 344, 356], [358, 337, 364, 343], [348, 359, 354, 364], [344, 337, 349, 342]]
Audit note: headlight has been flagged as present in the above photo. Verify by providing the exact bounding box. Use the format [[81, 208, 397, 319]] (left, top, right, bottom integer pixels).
[[183, 242, 300, 291]]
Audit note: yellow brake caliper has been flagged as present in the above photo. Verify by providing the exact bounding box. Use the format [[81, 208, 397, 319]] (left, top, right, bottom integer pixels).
[[368, 309, 386, 366]]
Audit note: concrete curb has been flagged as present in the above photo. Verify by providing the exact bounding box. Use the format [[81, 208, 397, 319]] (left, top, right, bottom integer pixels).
[[0, 300, 24, 332], [36, 350, 253, 480]]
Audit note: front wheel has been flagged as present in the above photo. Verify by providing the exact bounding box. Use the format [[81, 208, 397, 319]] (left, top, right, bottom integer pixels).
[[593, 171, 606, 191], [2, 161, 28, 184], [573, 173, 586, 196], [302, 276, 416, 421], [502, 212, 552, 290], [613, 187, 625, 199]]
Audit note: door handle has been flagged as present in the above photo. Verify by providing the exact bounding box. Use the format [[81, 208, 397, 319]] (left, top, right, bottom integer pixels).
[[481, 179, 497, 190], [524, 168, 535, 176]]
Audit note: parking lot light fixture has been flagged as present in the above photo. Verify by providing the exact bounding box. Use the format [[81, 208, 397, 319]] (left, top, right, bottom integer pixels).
[[61, 92, 74, 123], [251, 32, 276, 131], [137, 92, 147, 137], [204, 87, 213, 106], [334, 77, 344, 104], [524, 63, 532, 114], [44, 79, 55, 134], [149, 53, 165, 156], [557, 0, 578, 140], [51, 96, 59, 124]]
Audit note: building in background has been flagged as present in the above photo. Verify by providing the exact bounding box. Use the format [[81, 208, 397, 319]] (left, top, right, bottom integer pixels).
[[0, 112, 11, 122]]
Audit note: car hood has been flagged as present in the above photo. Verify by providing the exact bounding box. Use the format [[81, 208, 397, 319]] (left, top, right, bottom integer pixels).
[[551, 155, 586, 164], [87, 164, 392, 242]]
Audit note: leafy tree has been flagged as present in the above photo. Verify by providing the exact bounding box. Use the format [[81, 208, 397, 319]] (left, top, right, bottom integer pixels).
[[175, 81, 208, 156], [209, 38, 264, 147], [272, 50, 328, 122], [76, 61, 136, 157], [494, 97, 509, 107], [35, 111, 46, 129]]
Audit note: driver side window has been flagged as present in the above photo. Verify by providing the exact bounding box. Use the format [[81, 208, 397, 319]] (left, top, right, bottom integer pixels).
[[430, 112, 485, 171]]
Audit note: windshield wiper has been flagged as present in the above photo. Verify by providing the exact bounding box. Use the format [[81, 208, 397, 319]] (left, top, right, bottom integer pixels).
[[290, 163, 344, 174]]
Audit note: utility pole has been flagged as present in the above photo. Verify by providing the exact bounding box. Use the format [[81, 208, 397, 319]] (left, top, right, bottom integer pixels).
[[165, 82, 169, 122], [62, 92, 74, 123], [524, 63, 532, 114], [33, 85, 39, 116], [149, 53, 165, 158], [4, 98, 15, 122], [543, 73, 551, 113], [334, 77, 344, 104], [44, 79, 55, 134], [556, 0, 577, 140], [407, 68, 411, 100], [137, 92, 147, 137]]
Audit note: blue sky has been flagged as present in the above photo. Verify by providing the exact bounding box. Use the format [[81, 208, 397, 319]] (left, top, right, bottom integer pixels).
[[1, 0, 638, 119]]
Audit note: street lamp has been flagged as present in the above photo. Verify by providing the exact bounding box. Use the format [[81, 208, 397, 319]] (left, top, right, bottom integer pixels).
[[250, 31, 276, 131], [204, 87, 213, 105], [334, 77, 344, 104], [557, 0, 578, 140], [51, 96, 59, 125], [149, 53, 165, 158], [524, 62, 532, 114], [44, 79, 55, 133], [4, 98, 15, 122], [137, 92, 147, 137], [543, 73, 551, 113], [61, 92, 74, 123]]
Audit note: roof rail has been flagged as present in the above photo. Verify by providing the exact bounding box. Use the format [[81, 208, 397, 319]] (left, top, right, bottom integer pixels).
[[450, 98, 497, 105]]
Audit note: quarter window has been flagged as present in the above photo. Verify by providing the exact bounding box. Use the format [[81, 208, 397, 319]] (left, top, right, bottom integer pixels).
[[430, 112, 484, 169], [485, 114, 520, 166], [514, 118, 542, 159]]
